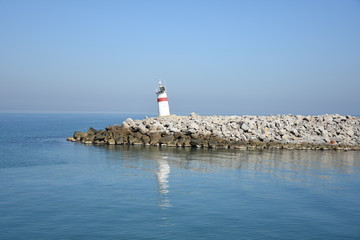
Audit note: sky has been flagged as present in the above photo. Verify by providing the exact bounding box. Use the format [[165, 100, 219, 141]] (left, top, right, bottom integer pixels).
[[0, 0, 359, 115]]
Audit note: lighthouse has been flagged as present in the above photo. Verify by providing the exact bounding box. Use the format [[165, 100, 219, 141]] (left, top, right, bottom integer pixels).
[[156, 81, 170, 116]]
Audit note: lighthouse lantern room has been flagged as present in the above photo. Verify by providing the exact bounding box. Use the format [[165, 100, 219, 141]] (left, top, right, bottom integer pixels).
[[156, 82, 170, 116]]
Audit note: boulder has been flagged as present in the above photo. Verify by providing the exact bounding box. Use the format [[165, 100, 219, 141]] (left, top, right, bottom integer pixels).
[[82, 134, 95, 143], [149, 132, 161, 145], [87, 127, 97, 135], [94, 131, 106, 141], [159, 134, 175, 144], [115, 136, 127, 145], [241, 123, 250, 132], [68, 114, 360, 150], [124, 118, 135, 126], [73, 131, 86, 140]]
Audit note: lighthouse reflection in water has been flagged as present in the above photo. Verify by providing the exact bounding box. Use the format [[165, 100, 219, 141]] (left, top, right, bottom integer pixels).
[[2, 114, 360, 239], [157, 157, 171, 208], [96, 144, 360, 239]]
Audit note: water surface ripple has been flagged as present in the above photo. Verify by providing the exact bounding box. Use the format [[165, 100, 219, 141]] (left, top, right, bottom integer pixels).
[[0, 113, 359, 239]]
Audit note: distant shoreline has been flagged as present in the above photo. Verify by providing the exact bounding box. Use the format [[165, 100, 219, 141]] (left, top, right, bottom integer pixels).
[[68, 113, 360, 150], [0, 110, 156, 115]]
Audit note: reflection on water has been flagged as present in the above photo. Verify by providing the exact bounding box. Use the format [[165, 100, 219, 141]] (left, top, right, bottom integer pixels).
[[103, 146, 360, 208], [157, 157, 171, 208], [105, 145, 360, 177], [2, 114, 359, 239]]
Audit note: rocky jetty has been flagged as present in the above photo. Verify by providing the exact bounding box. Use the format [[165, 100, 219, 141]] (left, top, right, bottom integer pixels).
[[67, 113, 360, 150]]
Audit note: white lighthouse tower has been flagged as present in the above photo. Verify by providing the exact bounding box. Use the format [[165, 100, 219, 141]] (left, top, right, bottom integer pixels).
[[156, 81, 170, 116]]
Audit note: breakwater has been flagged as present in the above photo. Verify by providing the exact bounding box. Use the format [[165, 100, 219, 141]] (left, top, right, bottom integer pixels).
[[67, 113, 360, 150]]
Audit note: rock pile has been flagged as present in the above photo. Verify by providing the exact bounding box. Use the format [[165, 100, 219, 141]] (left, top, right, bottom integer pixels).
[[67, 113, 360, 150]]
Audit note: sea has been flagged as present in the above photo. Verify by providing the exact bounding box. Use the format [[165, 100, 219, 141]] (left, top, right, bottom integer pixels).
[[0, 113, 360, 240]]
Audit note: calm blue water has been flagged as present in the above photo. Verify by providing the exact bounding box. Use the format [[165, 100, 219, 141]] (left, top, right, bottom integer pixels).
[[1, 113, 360, 239]]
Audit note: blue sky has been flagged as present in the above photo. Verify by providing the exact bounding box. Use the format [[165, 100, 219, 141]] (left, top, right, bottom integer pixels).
[[1, 0, 359, 115]]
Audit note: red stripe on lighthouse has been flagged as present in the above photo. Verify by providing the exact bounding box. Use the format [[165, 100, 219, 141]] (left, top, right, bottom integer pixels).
[[157, 97, 168, 102]]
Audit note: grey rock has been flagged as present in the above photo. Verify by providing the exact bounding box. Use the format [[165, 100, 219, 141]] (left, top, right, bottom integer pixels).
[[69, 113, 360, 150], [125, 118, 135, 126], [290, 129, 299, 137], [241, 123, 250, 132], [74, 131, 86, 140], [279, 129, 287, 136], [159, 134, 175, 144]]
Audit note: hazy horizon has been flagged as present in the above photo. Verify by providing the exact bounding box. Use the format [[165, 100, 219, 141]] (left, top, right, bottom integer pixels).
[[1, 0, 359, 116]]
